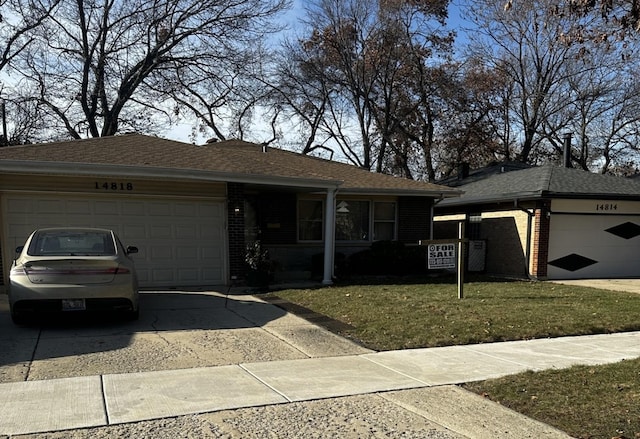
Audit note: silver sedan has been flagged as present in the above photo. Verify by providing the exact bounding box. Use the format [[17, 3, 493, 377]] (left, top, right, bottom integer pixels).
[[8, 227, 139, 324]]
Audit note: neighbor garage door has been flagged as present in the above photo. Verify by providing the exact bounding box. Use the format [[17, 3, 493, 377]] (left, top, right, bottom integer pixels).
[[547, 214, 640, 279], [3, 194, 226, 287]]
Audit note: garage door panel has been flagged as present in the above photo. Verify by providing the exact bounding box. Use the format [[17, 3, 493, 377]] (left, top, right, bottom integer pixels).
[[151, 268, 174, 282], [6, 198, 31, 213], [122, 201, 146, 215], [177, 268, 199, 282], [548, 214, 640, 279], [3, 194, 226, 287], [149, 224, 173, 239], [175, 203, 199, 217], [201, 203, 223, 217], [203, 247, 222, 258], [150, 246, 173, 259], [176, 246, 199, 259], [148, 202, 172, 216], [176, 225, 197, 239], [95, 200, 120, 214], [122, 224, 146, 238], [36, 200, 66, 213], [67, 200, 92, 214], [202, 226, 224, 239]]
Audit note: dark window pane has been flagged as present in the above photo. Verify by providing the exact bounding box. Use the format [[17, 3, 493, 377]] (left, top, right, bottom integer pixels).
[[336, 201, 369, 241], [298, 200, 323, 241]]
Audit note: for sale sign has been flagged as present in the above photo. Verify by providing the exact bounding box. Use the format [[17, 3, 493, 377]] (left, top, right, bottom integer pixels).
[[428, 243, 456, 269]]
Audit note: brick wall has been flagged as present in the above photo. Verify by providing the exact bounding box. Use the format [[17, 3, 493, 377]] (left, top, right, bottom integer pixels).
[[398, 197, 432, 243], [480, 214, 528, 277], [531, 207, 550, 279], [227, 182, 245, 279], [434, 210, 532, 278]]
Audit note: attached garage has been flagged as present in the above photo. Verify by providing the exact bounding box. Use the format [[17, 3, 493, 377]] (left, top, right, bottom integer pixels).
[[435, 164, 640, 280], [547, 200, 640, 279], [1, 184, 228, 288]]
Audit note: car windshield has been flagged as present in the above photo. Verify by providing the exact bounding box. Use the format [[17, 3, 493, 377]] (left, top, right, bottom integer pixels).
[[27, 230, 117, 256]]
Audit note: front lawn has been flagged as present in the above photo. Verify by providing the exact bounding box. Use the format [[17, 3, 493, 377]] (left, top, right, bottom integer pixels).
[[267, 278, 640, 350], [265, 278, 640, 439]]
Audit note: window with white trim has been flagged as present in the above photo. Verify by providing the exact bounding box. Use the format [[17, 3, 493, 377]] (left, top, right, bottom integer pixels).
[[298, 198, 397, 242], [336, 200, 370, 241], [373, 201, 396, 240]]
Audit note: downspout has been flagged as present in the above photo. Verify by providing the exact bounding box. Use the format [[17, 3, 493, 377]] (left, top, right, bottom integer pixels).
[[430, 203, 434, 239], [516, 200, 535, 278], [431, 194, 446, 239], [322, 188, 337, 285]]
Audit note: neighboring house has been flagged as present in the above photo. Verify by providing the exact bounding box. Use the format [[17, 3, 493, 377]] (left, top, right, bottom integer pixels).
[[0, 134, 460, 289], [434, 163, 640, 280]]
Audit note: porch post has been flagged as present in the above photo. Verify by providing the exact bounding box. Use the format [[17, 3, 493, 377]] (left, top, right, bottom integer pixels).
[[322, 188, 336, 285]]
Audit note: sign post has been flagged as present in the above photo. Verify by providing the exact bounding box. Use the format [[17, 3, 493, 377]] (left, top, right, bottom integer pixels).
[[419, 221, 467, 299], [457, 221, 465, 299]]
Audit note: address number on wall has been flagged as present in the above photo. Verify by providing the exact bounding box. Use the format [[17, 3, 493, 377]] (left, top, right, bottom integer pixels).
[[596, 203, 617, 211], [94, 182, 134, 191]]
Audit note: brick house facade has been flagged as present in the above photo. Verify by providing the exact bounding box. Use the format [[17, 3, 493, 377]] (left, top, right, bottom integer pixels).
[[0, 135, 460, 288]]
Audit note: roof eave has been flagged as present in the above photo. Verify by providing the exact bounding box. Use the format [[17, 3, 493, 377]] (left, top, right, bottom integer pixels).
[[340, 187, 462, 198], [436, 191, 543, 208], [0, 160, 344, 190]]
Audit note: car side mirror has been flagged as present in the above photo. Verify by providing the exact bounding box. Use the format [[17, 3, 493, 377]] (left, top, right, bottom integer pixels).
[[126, 246, 138, 255], [15, 246, 24, 254]]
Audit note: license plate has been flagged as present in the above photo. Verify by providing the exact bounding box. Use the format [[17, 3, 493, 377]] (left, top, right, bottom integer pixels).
[[62, 299, 86, 312]]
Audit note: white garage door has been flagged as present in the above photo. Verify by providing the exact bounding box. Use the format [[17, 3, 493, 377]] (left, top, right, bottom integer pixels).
[[3, 194, 227, 287], [548, 214, 640, 279]]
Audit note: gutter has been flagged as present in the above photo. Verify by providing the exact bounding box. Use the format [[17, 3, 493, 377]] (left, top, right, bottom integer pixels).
[[340, 188, 462, 198]]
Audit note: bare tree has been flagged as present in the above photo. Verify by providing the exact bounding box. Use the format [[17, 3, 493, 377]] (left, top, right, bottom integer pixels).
[[432, 59, 511, 178], [268, 36, 336, 155], [464, 0, 640, 172], [555, 56, 640, 174], [10, 0, 288, 140], [270, 0, 451, 175], [465, 0, 600, 164], [506, 0, 640, 35], [0, 0, 61, 144]]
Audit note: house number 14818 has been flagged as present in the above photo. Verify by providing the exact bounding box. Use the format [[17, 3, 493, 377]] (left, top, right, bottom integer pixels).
[[596, 203, 617, 211], [94, 182, 134, 191]]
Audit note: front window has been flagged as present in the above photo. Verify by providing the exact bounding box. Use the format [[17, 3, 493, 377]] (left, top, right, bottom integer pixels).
[[298, 198, 398, 243], [298, 199, 323, 241], [374, 202, 396, 240], [336, 200, 370, 241]]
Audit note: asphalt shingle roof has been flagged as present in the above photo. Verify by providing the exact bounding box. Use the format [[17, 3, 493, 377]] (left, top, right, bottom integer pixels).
[[439, 164, 640, 207], [0, 134, 459, 196]]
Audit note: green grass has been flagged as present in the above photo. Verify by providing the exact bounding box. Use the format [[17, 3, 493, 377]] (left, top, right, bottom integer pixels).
[[463, 359, 640, 439], [268, 278, 640, 351], [265, 277, 640, 439]]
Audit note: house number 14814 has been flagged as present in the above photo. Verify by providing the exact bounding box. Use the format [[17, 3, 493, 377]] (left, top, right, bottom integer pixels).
[[95, 182, 134, 191]]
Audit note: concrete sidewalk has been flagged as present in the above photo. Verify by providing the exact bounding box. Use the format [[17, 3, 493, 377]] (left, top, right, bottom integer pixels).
[[2, 331, 639, 437]]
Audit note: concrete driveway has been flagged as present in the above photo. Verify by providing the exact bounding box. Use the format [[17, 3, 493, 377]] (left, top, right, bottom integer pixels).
[[551, 278, 640, 294], [0, 289, 372, 384]]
